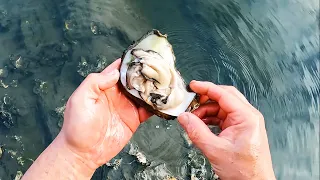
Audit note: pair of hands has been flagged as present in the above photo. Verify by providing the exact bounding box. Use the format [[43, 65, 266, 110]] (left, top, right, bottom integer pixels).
[[58, 59, 276, 179]]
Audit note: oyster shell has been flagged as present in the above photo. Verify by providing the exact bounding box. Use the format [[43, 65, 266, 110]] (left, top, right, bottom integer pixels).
[[119, 29, 199, 120]]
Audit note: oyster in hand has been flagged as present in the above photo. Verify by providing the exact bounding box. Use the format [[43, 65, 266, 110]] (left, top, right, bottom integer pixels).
[[118, 30, 199, 120]]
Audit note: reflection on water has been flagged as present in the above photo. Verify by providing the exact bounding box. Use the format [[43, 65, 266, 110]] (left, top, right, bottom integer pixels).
[[0, 0, 319, 179]]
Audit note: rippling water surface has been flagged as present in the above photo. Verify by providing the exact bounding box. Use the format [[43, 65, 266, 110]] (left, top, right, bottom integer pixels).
[[0, 0, 319, 179]]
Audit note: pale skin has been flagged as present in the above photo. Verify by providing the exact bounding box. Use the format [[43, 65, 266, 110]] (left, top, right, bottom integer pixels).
[[21, 59, 276, 180]]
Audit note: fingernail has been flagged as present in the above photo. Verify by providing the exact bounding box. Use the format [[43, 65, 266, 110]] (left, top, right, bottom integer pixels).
[[187, 80, 197, 92], [108, 69, 118, 76], [178, 113, 190, 129]]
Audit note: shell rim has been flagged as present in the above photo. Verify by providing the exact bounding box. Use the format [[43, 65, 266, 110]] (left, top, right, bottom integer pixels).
[[117, 29, 200, 120]]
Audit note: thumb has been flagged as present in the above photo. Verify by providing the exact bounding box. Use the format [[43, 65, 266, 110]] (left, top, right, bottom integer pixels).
[[74, 70, 120, 101], [98, 69, 120, 90], [178, 112, 223, 153]]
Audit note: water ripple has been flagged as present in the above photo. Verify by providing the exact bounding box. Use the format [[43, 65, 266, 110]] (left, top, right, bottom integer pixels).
[[0, 0, 318, 179]]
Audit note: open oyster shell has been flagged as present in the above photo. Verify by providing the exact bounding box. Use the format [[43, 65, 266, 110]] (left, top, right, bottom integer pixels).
[[118, 29, 199, 120]]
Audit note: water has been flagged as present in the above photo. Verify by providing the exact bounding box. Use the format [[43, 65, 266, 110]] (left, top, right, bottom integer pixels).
[[0, 0, 319, 179]]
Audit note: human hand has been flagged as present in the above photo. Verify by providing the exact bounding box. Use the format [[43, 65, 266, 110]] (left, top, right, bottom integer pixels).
[[178, 80, 276, 180], [59, 58, 152, 171]]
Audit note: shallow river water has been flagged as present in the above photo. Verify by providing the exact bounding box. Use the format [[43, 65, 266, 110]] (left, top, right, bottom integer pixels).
[[0, 0, 319, 179]]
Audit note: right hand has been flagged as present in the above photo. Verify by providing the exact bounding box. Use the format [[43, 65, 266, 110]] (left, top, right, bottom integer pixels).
[[178, 80, 276, 180]]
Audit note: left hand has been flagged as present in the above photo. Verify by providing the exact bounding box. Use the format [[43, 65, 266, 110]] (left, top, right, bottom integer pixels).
[[59, 58, 152, 171]]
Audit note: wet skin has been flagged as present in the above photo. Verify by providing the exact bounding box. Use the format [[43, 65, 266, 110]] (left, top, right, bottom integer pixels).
[[21, 59, 276, 180]]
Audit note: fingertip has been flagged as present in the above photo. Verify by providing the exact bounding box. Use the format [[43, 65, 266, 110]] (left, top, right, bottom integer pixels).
[[177, 112, 190, 126], [178, 112, 204, 132], [178, 112, 215, 144], [190, 80, 213, 93], [101, 58, 122, 75], [189, 80, 199, 88], [189, 80, 197, 88], [112, 69, 120, 77], [179, 112, 224, 156], [99, 70, 120, 90]]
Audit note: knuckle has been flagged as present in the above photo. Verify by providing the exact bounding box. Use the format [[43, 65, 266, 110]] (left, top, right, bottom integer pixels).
[[229, 86, 242, 95], [249, 109, 265, 125], [254, 110, 264, 121], [224, 86, 238, 95], [242, 107, 262, 124]]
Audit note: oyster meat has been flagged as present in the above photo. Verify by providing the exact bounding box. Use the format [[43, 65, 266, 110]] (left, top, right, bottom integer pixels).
[[119, 30, 199, 119]]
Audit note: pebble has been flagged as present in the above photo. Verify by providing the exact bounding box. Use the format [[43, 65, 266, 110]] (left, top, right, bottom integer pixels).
[[14, 171, 23, 180], [0, 146, 2, 159], [0, 68, 8, 78], [90, 22, 98, 34]]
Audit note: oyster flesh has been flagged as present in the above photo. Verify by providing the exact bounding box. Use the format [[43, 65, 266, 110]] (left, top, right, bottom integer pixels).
[[119, 29, 199, 119]]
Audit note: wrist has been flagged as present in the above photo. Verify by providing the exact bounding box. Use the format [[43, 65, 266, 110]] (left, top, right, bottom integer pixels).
[[22, 133, 97, 180], [52, 133, 97, 179]]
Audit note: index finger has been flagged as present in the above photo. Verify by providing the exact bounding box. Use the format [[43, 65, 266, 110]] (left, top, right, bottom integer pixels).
[[189, 80, 246, 113], [219, 85, 251, 105], [101, 58, 121, 75]]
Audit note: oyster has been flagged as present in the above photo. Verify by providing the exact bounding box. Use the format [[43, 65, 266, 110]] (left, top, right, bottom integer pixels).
[[119, 30, 199, 120]]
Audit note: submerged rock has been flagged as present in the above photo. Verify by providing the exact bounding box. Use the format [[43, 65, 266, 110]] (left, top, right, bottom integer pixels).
[[133, 163, 176, 180], [0, 145, 3, 159], [55, 104, 66, 128], [33, 79, 49, 96], [188, 148, 216, 180], [14, 171, 23, 180], [0, 67, 8, 78], [0, 109, 13, 128], [105, 158, 122, 170], [0, 8, 11, 33], [128, 143, 150, 166], [0, 94, 18, 129], [77, 55, 110, 77]]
